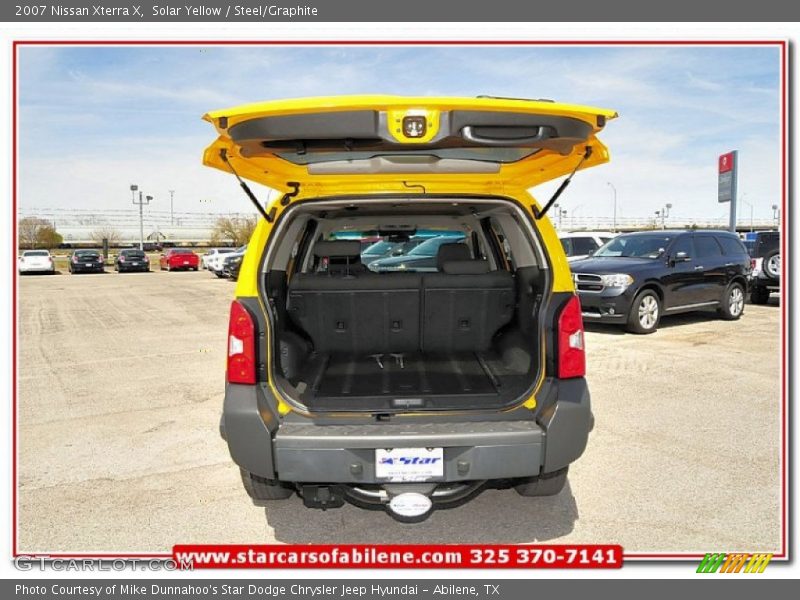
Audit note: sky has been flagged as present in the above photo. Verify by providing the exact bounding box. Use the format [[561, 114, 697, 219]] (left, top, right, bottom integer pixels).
[[17, 45, 781, 223]]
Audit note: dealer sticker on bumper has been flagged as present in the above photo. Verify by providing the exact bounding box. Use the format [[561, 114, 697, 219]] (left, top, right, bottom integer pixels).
[[375, 447, 444, 482]]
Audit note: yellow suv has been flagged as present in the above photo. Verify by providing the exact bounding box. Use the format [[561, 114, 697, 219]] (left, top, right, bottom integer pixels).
[[204, 95, 616, 522]]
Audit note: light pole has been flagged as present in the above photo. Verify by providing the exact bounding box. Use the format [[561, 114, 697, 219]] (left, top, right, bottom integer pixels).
[[772, 204, 779, 226], [658, 203, 672, 229], [169, 190, 175, 226], [571, 204, 583, 230], [607, 182, 617, 232], [131, 185, 152, 251], [553, 203, 560, 230], [739, 195, 754, 232]]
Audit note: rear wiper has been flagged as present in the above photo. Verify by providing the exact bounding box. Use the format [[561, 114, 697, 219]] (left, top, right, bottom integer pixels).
[[219, 148, 275, 223], [533, 145, 592, 220]]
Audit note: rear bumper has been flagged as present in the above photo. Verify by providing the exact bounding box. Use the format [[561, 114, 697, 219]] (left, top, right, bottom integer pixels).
[[19, 265, 54, 273], [71, 264, 104, 272], [751, 275, 780, 290], [221, 379, 592, 483]]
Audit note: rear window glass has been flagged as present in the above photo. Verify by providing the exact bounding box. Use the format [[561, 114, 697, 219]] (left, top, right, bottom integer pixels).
[[570, 236, 599, 256], [326, 231, 466, 273], [756, 232, 779, 256], [277, 147, 539, 166], [75, 250, 99, 256], [23, 250, 49, 257], [121, 250, 145, 257], [717, 236, 747, 256], [694, 236, 723, 258], [171, 249, 194, 255]]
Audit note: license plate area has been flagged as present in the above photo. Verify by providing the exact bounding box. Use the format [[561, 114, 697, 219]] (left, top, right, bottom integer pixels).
[[375, 447, 444, 482]]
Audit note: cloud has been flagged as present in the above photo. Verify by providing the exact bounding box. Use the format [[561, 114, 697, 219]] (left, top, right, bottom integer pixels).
[[17, 45, 781, 222]]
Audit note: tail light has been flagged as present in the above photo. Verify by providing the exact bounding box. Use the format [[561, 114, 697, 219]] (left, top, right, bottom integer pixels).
[[119, 256, 125, 263], [227, 300, 256, 385], [750, 258, 756, 270], [557, 295, 586, 379], [71, 256, 78, 263]]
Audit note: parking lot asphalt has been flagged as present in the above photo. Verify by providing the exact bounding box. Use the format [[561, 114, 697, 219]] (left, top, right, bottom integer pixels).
[[17, 270, 782, 554]]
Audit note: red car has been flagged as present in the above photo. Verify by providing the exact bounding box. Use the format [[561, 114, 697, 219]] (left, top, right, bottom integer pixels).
[[159, 248, 200, 272]]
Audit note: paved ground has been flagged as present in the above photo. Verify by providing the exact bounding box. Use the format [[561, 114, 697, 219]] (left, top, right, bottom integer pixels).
[[17, 270, 783, 554]]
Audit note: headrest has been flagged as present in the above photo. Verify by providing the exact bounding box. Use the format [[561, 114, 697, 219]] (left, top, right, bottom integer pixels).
[[313, 240, 361, 259], [442, 260, 491, 275], [436, 242, 471, 270]]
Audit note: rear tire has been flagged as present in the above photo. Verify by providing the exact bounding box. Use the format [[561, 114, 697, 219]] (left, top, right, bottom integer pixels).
[[240, 469, 294, 504], [626, 289, 661, 334], [763, 249, 780, 280], [719, 282, 745, 320], [514, 467, 568, 497], [750, 286, 770, 305]]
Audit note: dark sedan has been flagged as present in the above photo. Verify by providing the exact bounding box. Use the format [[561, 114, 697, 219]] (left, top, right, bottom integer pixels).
[[571, 230, 750, 334], [115, 248, 150, 272], [369, 235, 465, 272], [68, 250, 105, 274], [221, 252, 243, 281]]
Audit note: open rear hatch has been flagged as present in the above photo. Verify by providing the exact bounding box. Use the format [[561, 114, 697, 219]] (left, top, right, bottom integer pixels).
[[202, 95, 616, 193]]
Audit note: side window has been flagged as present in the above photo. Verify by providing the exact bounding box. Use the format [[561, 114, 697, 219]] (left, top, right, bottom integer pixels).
[[571, 236, 599, 256], [671, 235, 695, 259], [717, 236, 747, 256], [560, 238, 573, 256], [694, 235, 723, 259], [489, 218, 516, 270]]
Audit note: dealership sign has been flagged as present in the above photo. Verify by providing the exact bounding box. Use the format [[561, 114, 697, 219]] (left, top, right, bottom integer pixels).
[[718, 150, 737, 203]]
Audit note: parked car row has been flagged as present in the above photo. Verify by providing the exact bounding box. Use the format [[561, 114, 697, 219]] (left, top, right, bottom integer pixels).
[[17, 248, 211, 275], [204, 245, 246, 280]]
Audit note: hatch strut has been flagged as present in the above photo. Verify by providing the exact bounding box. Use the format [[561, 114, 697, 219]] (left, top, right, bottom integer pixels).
[[533, 146, 593, 220], [219, 148, 275, 223]]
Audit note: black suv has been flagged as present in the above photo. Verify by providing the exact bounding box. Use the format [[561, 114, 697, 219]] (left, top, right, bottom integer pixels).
[[748, 231, 780, 304], [571, 230, 750, 333]]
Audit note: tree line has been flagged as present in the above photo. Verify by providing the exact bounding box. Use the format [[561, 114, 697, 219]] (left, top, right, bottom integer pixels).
[[17, 215, 258, 249]]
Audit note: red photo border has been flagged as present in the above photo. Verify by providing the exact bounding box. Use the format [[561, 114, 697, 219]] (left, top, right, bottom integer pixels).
[[11, 39, 789, 563]]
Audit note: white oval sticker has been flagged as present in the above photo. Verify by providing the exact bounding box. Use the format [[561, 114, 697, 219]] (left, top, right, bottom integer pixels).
[[388, 492, 433, 518]]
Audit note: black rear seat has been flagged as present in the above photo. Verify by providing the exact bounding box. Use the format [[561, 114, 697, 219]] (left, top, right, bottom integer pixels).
[[287, 241, 421, 354], [287, 241, 515, 356], [422, 259, 514, 352]]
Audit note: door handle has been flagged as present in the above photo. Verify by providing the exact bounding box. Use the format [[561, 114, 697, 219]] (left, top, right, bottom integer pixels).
[[694, 265, 704, 271]]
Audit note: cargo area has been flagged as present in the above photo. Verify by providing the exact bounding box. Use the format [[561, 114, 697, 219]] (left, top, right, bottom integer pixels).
[[263, 198, 547, 413]]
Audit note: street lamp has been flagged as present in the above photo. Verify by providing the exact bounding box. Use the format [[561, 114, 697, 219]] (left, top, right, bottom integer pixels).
[[131, 185, 152, 251], [553, 203, 561, 230], [658, 203, 672, 229], [169, 189, 175, 226], [739, 195, 754, 232], [772, 204, 780, 226], [606, 182, 617, 232], [571, 204, 583, 230]]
